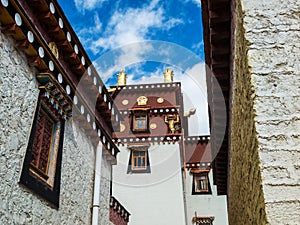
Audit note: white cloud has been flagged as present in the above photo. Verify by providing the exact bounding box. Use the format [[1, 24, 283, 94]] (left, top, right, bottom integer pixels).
[[92, 7, 164, 53], [76, 13, 103, 50], [174, 63, 209, 135], [192, 40, 204, 52], [182, 0, 201, 8], [74, 0, 106, 13], [126, 66, 165, 85], [118, 43, 153, 68], [94, 61, 120, 84], [94, 42, 154, 82], [78, 13, 102, 36], [88, 1, 188, 83], [93, 39, 203, 87], [190, 0, 201, 8], [87, 0, 185, 55], [180, 63, 209, 136], [93, 13, 102, 31], [164, 18, 184, 30]]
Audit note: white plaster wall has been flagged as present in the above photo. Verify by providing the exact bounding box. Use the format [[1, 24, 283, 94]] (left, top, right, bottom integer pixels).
[[0, 29, 112, 224], [112, 143, 186, 225], [241, 0, 300, 223], [184, 170, 228, 225]]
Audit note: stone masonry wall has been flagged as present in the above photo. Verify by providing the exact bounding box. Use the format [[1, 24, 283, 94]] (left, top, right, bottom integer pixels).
[[230, 0, 300, 224], [243, 0, 300, 224], [0, 28, 112, 224], [99, 157, 114, 225], [228, 1, 268, 224]]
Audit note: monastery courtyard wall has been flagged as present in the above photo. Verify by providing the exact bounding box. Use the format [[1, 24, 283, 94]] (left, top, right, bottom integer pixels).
[[229, 0, 300, 224], [0, 26, 112, 225]]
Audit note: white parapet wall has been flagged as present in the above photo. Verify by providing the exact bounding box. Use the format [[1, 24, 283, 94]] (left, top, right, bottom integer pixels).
[[112, 143, 186, 225], [184, 170, 228, 225]]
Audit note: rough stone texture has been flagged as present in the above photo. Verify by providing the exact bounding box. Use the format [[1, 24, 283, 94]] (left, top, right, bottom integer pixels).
[[99, 157, 114, 225], [60, 121, 95, 225], [229, 0, 300, 224], [0, 29, 112, 224], [228, 1, 268, 223]]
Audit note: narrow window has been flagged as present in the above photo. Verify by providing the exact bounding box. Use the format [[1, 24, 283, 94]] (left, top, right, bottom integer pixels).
[[134, 114, 147, 130], [132, 150, 147, 170], [192, 171, 211, 195], [20, 91, 65, 207], [195, 173, 208, 192], [127, 145, 150, 173], [30, 107, 56, 179], [131, 109, 149, 133]]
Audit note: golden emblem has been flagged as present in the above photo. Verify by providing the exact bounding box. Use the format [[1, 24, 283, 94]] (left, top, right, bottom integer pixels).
[[150, 123, 157, 130], [137, 96, 148, 106], [120, 124, 126, 132], [48, 42, 59, 59], [157, 97, 164, 103], [122, 99, 129, 105]]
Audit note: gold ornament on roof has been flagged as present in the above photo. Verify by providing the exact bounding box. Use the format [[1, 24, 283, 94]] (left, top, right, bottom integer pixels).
[[48, 42, 59, 59], [108, 87, 117, 93], [117, 69, 127, 86], [164, 68, 174, 83], [137, 96, 148, 106]]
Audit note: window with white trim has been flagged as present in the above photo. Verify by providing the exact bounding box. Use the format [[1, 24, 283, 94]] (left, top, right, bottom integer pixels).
[[191, 170, 211, 195], [127, 145, 150, 173]]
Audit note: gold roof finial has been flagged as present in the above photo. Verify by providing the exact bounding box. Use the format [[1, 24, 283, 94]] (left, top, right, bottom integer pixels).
[[164, 68, 174, 83], [117, 69, 127, 86]]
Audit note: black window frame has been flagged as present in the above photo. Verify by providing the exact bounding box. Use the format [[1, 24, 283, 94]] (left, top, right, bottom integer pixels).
[[127, 145, 151, 174], [19, 91, 65, 208], [192, 171, 212, 195], [131, 109, 149, 133]]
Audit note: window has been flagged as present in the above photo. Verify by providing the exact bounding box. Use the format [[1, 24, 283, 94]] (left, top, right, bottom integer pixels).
[[134, 114, 147, 130], [192, 171, 211, 194], [132, 150, 147, 170], [131, 109, 149, 132], [30, 107, 57, 179], [127, 145, 150, 173], [195, 173, 208, 191], [20, 91, 65, 207]]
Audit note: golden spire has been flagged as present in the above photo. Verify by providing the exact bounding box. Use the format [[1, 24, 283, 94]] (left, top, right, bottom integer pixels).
[[164, 68, 174, 83], [117, 69, 127, 86]]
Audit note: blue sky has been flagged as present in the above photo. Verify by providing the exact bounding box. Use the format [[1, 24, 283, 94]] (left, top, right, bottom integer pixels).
[[58, 0, 203, 60], [57, 0, 209, 134]]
